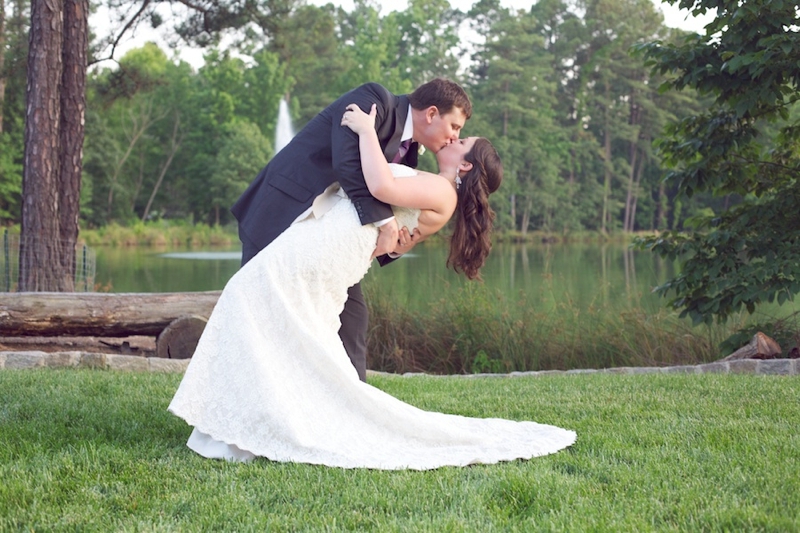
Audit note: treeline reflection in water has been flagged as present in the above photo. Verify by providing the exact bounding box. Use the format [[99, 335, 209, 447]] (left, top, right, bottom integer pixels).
[[94, 242, 678, 315]]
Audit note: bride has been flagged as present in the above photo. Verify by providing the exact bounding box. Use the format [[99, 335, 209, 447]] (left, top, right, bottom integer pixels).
[[168, 103, 576, 469]]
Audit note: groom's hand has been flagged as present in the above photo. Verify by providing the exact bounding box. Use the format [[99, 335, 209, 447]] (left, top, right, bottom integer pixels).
[[372, 218, 399, 259]]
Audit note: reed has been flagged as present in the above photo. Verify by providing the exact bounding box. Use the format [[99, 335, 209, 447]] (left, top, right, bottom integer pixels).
[[365, 282, 739, 374], [80, 221, 237, 247]]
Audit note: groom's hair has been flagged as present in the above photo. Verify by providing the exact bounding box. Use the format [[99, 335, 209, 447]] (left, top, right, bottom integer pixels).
[[409, 78, 472, 119]]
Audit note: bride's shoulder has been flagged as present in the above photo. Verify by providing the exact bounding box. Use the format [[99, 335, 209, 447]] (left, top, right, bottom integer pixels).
[[388, 163, 419, 178]]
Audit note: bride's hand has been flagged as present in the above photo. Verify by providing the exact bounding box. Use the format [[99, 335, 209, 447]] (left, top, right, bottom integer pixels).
[[392, 227, 423, 256], [341, 103, 377, 135]]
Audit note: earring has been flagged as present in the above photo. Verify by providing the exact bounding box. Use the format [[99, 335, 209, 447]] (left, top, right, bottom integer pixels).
[[455, 174, 462, 190]]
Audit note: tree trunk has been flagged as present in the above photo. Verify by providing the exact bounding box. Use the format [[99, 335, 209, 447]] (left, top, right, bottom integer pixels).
[[520, 197, 532, 236], [655, 180, 667, 230], [623, 98, 641, 233], [629, 146, 645, 232], [0, 291, 222, 336], [106, 100, 162, 221], [58, 0, 88, 292], [601, 79, 611, 234], [0, 0, 6, 134], [20, 0, 64, 291], [130, 149, 145, 212], [142, 113, 181, 221], [623, 144, 638, 232]]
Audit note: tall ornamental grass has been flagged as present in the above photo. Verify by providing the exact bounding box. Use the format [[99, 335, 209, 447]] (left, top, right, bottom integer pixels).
[[365, 282, 750, 374], [79, 221, 237, 247]]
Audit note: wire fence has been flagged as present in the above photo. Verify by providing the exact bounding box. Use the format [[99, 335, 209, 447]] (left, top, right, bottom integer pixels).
[[1, 229, 96, 292]]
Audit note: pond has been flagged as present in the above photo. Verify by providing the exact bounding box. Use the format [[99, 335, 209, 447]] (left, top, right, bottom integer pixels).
[[93, 242, 679, 314]]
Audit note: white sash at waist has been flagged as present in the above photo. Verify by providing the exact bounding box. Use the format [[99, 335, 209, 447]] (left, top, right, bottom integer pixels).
[[292, 182, 347, 225]]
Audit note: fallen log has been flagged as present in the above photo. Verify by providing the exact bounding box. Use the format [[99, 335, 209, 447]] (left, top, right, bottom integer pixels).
[[0, 291, 221, 337], [720, 332, 782, 361]]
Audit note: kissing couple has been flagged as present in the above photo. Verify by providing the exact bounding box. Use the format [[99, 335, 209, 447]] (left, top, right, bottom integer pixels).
[[169, 78, 576, 469]]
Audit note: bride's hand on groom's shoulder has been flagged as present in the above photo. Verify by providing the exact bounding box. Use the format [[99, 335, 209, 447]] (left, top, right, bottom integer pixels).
[[341, 103, 377, 135]]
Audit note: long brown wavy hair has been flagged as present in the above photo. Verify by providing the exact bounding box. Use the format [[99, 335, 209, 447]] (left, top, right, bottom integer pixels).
[[447, 138, 503, 280]]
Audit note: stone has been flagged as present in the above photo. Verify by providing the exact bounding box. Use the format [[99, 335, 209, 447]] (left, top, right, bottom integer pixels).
[[757, 359, 793, 376], [663, 365, 699, 374], [629, 367, 663, 374], [536, 370, 565, 376], [728, 359, 759, 374], [149, 357, 190, 373], [107, 354, 149, 372], [5, 351, 45, 369], [79, 352, 108, 369], [696, 362, 728, 374], [44, 351, 81, 368]]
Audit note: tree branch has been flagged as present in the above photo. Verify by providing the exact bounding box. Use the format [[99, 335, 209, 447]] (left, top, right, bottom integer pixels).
[[89, 0, 152, 66]]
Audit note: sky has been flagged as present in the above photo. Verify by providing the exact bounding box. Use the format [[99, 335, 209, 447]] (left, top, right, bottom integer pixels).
[[91, 0, 715, 70]]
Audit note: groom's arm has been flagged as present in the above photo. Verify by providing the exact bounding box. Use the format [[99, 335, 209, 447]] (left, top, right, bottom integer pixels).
[[329, 83, 396, 226]]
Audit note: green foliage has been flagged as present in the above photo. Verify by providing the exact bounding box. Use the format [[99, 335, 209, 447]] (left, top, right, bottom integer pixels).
[[388, 0, 463, 86], [1, 0, 740, 237], [635, 0, 800, 325], [208, 120, 272, 223], [0, 131, 22, 222], [1, 369, 798, 530]]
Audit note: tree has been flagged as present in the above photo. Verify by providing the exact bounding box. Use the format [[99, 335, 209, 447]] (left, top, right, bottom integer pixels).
[[20, 0, 301, 290], [59, 0, 89, 288], [468, 2, 574, 235], [19, 0, 88, 291], [208, 120, 270, 225], [636, 0, 800, 325], [575, 0, 664, 234], [334, 0, 412, 96], [388, 0, 462, 86], [1, 0, 5, 135]]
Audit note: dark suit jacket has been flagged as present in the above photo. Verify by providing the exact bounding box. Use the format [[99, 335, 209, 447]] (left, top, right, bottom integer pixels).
[[231, 82, 419, 254]]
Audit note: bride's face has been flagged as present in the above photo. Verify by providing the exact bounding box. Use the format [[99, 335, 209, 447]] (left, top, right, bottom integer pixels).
[[435, 137, 478, 170]]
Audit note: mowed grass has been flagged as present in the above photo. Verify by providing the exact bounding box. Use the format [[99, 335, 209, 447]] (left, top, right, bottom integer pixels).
[[0, 369, 797, 531]]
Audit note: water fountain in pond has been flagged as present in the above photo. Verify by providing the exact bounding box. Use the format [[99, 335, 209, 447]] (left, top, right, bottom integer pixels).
[[275, 98, 295, 154], [159, 99, 296, 263]]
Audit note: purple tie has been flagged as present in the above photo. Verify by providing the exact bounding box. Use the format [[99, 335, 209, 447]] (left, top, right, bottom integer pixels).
[[392, 139, 411, 164]]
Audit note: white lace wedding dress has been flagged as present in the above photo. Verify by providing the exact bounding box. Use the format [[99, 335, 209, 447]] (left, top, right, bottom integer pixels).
[[168, 165, 576, 469]]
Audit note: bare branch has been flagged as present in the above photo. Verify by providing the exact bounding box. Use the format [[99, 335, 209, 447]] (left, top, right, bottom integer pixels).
[[89, 0, 153, 66]]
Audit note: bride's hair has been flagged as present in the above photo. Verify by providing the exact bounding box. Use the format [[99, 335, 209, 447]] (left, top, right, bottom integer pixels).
[[447, 138, 503, 280]]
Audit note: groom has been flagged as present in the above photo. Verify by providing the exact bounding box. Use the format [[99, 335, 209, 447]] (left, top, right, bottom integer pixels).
[[231, 78, 472, 381]]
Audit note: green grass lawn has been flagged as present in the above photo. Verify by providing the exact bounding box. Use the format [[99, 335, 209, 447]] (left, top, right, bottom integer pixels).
[[0, 369, 797, 531]]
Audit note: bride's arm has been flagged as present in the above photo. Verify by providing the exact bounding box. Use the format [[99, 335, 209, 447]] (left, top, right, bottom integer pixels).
[[341, 104, 456, 217]]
